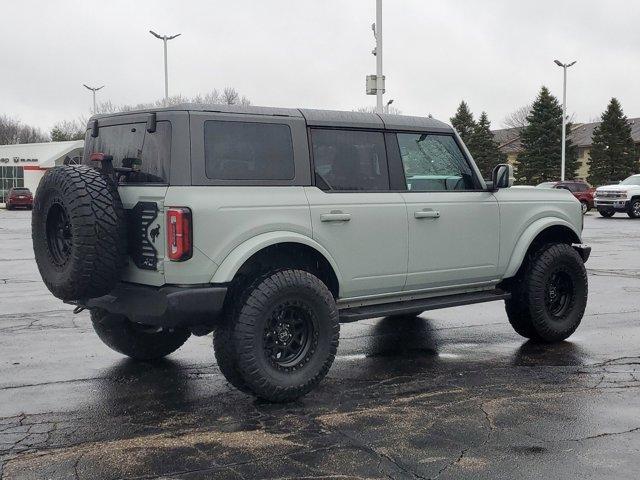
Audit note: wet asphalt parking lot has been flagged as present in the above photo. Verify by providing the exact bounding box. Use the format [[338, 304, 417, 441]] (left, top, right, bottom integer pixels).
[[0, 208, 639, 479]]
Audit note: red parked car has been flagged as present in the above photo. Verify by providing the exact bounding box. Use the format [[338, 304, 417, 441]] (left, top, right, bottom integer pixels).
[[536, 180, 595, 214], [5, 187, 33, 210]]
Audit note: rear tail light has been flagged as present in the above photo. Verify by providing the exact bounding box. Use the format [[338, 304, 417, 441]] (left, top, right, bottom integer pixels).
[[166, 208, 192, 261]]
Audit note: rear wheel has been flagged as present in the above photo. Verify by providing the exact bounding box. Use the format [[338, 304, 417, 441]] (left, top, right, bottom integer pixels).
[[627, 199, 640, 218], [505, 243, 588, 342], [580, 201, 588, 215], [214, 269, 339, 402], [598, 208, 615, 218], [91, 309, 190, 361]]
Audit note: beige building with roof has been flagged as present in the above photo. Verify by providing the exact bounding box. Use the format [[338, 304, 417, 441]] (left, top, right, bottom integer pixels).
[[0, 141, 83, 204], [492, 118, 640, 183]]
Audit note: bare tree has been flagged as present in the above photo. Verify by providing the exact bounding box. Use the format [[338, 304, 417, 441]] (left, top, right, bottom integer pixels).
[[46, 88, 252, 141], [221, 87, 250, 106], [0, 115, 48, 145], [502, 105, 531, 129]]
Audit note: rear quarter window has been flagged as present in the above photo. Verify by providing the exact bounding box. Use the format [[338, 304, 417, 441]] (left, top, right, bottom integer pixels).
[[204, 120, 295, 180]]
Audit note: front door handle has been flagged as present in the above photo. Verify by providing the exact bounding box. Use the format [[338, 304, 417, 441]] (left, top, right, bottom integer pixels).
[[414, 209, 440, 219], [321, 211, 351, 222]]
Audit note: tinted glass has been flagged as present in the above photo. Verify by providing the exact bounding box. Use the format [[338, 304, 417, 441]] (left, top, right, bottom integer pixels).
[[0, 166, 25, 202], [621, 176, 640, 186], [83, 121, 171, 183], [397, 133, 476, 191], [204, 121, 294, 180], [311, 129, 389, 191]]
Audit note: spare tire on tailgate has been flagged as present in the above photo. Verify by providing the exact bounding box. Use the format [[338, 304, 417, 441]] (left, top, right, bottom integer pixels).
[[32, 165, 127, 301]]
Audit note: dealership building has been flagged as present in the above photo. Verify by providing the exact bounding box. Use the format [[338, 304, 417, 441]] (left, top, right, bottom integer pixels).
[[0, 141, 83, 203]]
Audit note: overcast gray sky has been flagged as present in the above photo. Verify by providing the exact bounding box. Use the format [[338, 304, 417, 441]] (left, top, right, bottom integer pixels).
[[1, 0, 639, 132]]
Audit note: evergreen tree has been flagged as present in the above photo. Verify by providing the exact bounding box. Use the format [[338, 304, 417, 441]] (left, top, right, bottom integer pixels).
[[516, 86, 578, 184], [587, 98, 638, 186], [466, 112, 506, 179], [50, 120, 85, 142], [450, 101, 476, 144]]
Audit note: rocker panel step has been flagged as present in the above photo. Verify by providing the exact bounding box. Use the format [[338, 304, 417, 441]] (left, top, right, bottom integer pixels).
[[339, 289, 511, 323]]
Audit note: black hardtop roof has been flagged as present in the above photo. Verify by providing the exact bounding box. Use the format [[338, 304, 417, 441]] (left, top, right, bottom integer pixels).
[[89, 104, 453, 132]]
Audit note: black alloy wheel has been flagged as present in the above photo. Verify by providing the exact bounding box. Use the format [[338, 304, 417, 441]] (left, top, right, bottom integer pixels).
[[545, 270, 575, 319], [264, 300, 317, 371], [45, 202, 73, 267]]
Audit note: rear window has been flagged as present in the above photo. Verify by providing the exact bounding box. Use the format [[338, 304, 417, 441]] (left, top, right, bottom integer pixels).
[[82, 121, 171, 184], [11, 187, 29, 192], [204, 120, 294, 180]]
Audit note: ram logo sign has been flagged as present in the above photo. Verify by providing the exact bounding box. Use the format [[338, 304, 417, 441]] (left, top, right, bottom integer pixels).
[[0, 156, 38, 164]]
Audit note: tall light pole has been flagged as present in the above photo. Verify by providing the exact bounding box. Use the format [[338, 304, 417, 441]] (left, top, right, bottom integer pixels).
[[554, 59, 577, 181], [375, 0, 383, 113], [83, 84, 104, 114], [149, 30, 181, 104], [385, 99, 394, 114]]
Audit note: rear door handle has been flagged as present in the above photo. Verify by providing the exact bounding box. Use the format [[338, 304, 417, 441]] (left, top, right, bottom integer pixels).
[[320, 211, 351, 222], [414, 209, 440, 219]]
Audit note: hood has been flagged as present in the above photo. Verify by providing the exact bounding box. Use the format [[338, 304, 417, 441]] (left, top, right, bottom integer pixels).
[[596, 184, 637, 192]]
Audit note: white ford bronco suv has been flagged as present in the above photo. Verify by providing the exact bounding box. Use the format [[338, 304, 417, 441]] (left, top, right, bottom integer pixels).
[[594, 174, 640, 218], [32, 105, 590, 402]]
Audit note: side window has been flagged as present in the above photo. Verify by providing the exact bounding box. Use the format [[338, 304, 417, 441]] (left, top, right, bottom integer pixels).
[[311, 129, 389, 191], [396, 133, 477, 191], [204, 121, 294, 180]]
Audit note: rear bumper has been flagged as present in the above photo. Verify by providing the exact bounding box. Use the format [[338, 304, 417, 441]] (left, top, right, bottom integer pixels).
[[82, 282, 228, 328], [7, 199, 32, 206]]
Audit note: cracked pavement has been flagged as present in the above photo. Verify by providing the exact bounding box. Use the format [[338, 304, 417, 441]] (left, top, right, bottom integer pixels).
[[1, 209, 640, 479]]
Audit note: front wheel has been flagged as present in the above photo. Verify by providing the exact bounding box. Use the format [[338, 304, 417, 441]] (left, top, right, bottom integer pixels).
[[627, 199, 640, 218], [91, 309, 190, 360], [214, 269, 339, 402], [598, 208, 615, 218], [505, 243, 588, 342]]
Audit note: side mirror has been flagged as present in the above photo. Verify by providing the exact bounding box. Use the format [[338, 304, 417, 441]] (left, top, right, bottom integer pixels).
[[491, 164, 514, 190]]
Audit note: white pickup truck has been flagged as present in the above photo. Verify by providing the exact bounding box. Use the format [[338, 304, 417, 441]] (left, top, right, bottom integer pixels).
[[31, 105, 590, 402], [594, 174, 640, 218]]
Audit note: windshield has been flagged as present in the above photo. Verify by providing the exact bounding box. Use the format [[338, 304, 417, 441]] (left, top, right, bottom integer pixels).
[[536, 182, 556, 188], [82, 121, 171, 184], [620, 176, 640, 186]]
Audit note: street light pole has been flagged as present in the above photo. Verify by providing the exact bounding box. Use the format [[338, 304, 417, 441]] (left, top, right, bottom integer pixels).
[[375, 0, 383, 113], [554, 59, 577, 181], [150, 30, 181, 104], [83, 84, 105, 114], [385, 99, 394, 114]]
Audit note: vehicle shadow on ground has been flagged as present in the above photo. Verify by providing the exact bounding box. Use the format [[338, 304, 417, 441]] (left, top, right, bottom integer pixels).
[[512, 340, 587, 367], [93, 358, 199, 417]]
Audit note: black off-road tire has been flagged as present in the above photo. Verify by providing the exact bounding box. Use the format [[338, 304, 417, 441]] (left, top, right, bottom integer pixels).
[[214, 269, 339, 402], [505, 243, 588, 342], [32, 165, 127, 301], [598, 208, 615, 218], [627, 198, 640, 218], [91, 309, 190, 361]]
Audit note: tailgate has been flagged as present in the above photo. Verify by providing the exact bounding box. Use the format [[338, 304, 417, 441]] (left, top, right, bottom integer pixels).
[[118, 186, 168, 286]]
